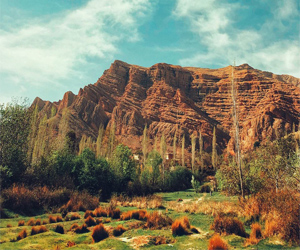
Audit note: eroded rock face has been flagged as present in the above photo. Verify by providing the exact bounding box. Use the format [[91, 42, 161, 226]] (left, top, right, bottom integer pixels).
[[32, 60, 300, 155]]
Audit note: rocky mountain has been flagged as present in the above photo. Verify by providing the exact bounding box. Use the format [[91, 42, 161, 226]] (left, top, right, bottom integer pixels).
[[32, 60, 300, 162]]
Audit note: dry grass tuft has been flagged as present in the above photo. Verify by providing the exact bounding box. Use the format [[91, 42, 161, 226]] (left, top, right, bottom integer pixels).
[[27, 218, 35, 226], [16, 229, 27, 241], [120, 209, 148, 221], [208, 234, 229, 250], [92, 224, 109, 243], [54, 224, 64, 234], [69, 223, 79, 231], [18, 220, 25, 227], [74, 224, 89, 234], [245, 223, 263, 246], [35, 219, 41, 225], [110, 195, 163, 209], [49, 215, 57, 224], [210, 215, 248, 238], [6, 224, 12, 228], [84, 210, 94, 219], [31, 225, 48, 235], [67, 241, 76, 247], [85, 215, 97, 227], [60, 191, 99, 212], [108, 207, 121, 219], [171, 217, 191, 236], [70, 213, 81, 220], [145, 211, 173, 229], [42, 220, 48, 225], [93, 207, 107, 217], [113, 224, 127, 236]]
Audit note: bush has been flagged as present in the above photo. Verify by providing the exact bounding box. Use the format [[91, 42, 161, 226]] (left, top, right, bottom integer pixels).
[[145, 211, 173, 229], [85, 216, 96, 227], [200, 184, 211, 193], [70, 213, 81, 220], [113, 225, 127, 236], [74, 224, 89, 234], [208, 234, 228, 250], [61, 191, 99, 212], [172, 217, 191, 236], [108, 207, 121, 219], [245, 223, 262, 246], [120, 210, 148, 221], [35, 219, 41, 225], [164, 166, 192, 191], [93, 207, 107, 217], [31, 225, 48, 235], [17, 229, 27, 241], [210, 215, 248, 238], [18, 220, 25, 226], [6, 224, 12, 228], [49, 215, 57, 224], [92, 224, 109, 242], [27, 218, 35, 226], [69, 223, 79, 231], [55, 224, 64, 234], [84, 210, 94, 218]]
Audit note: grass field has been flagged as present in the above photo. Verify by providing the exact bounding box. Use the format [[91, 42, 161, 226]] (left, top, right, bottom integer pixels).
[[0, 189, 298, 250]]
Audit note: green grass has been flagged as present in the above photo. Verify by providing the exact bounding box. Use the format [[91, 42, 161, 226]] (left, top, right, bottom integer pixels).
[[0, 190, 298, 250]]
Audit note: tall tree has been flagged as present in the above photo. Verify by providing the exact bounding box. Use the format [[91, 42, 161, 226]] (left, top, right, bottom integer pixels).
[[96, 123, 104, 158], [191, 133, 196, 173], [0, 99, 30, 186], [199, 130, 204, 173], [182, 134, 185, 167], [173, 126, 177, 163], [106, 122, 116, 159], [142, 124, 148, 167], [160, 133, 167, 185], [212, 126, 217, 171]]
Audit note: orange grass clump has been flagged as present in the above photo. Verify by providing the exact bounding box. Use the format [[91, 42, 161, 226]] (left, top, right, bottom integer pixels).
[[74, 224, 89, 234], [245, 223, 263, 246], [84, 210, 94, 219], [31, 225, 48, 235], [120, 210, 148, 221], [35, 218, 41, 225], [208, 234, 229, 250], [92, 224, 109, 243], [55, 224, 64, 234], [93, 207, 107, 217], [70, 213, 81, 220], [17, 229, 27, 241], [27, 218, 35, 226], [6, 224, 12, 228], [171, 217, 191, 236], [49, 215, 57, 224], [145, 211, 173, 229], [108, 207, 121, 219], [113, 224, 127, 236], [69, 223, 79, 231], [85, 215, 97, 227], [18, 220, 25, 226], [210, 215, 248, 238]]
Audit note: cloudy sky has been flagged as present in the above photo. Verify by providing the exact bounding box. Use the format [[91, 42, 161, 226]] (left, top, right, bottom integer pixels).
[[0, 0, 299, 104]]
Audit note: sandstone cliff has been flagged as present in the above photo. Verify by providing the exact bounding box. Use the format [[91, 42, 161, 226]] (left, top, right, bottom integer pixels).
[[31, 60, 300, 161]]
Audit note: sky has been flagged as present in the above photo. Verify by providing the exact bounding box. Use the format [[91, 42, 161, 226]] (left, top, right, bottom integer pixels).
[[0, 0, 299, 105]]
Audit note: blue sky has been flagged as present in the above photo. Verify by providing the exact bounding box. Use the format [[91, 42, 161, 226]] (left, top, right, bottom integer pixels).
[[0, 0, 299, 104]]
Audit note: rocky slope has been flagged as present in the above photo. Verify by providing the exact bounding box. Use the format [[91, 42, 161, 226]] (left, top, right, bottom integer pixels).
[[32, 60, 300, 161]]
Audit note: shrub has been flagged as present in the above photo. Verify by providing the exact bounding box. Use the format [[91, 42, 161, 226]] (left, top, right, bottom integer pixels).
[[92, 224, 109, 243], [42, 220, 47, 225], [6, 224, 12, 228], [70, 213, 81, 220], [55, 224, 64, 234], [27, 218, 35, 226], [210, 215, 248, 237], [85, 216, 96, 227], [56, 216, 63, 222], [49, 215, 57, 224], [17, 229, 27, 241], [18, 220, 25, 226], [145, 211, 173, 229], [245, 223, 262, 246], [35, 219, 41, 225], [74, 224, 89, 234], [113, 225, 127, 236], [108, 207, 120, 219], [69, 223, 79, 231], [61, 191, 99, 212], [84, 210, 94, 218], [208, 234, 228, 250], [172, 217, 191, 236], [200, 184, 211, 193], [31, 225, 48, 235], [93, 207, 107, 217]]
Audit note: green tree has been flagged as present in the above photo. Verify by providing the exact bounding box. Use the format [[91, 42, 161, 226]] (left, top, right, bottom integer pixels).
[[0, 99, 30, 186], [146, 150, 162, 186], [160, 133, 167, 185]]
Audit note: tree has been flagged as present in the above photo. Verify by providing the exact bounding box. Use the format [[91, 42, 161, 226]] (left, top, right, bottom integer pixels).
[[212, 126, 217, 170], [142, 124, 148, 167], [181, 134, 185, 167], [191, 133, 196, 173], [146, 150, 162, 186], [160, 133, 167, 185], [173, 126, 177, 163], [106, 122, 116, 159], [96, 124, 104, 158], [199, 130, 204, 173], [0, 99, 30, 186]]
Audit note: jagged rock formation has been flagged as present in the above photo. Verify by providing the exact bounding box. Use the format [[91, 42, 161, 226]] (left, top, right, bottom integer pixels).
[[31, 60, 300, 162]]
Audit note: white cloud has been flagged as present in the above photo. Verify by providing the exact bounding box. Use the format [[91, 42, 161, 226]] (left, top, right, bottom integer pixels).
[[174, 0, 300, 77], [0, 0, 151, 90]]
